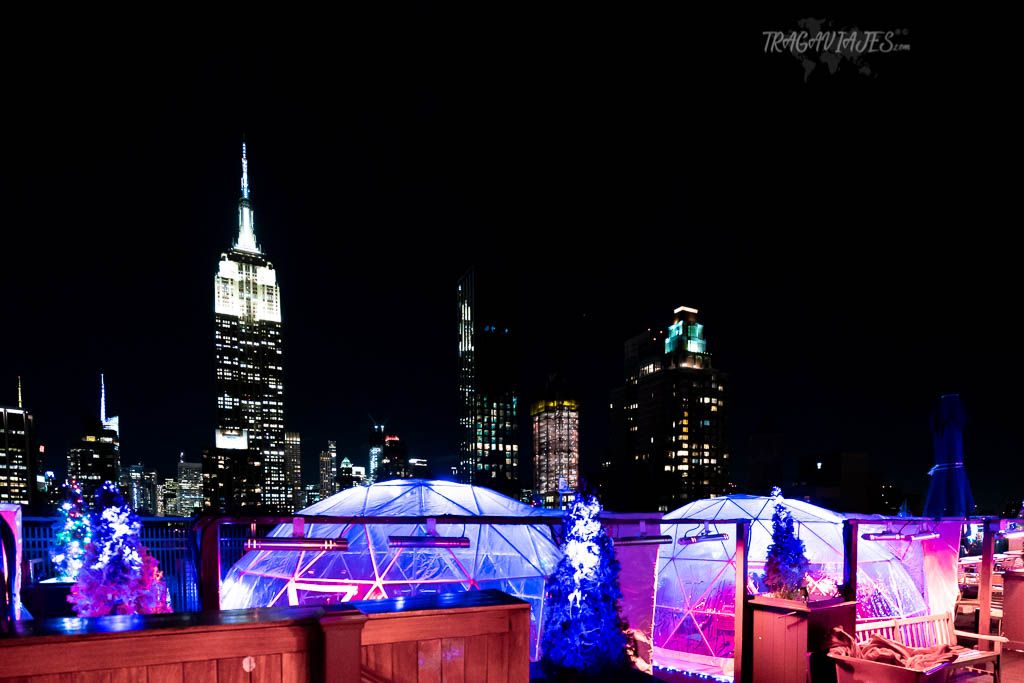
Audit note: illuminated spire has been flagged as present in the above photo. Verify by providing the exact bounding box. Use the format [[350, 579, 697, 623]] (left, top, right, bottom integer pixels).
[[241, 140, 249, 199], [100, 373, 106, 423], [235, 139, 259, 253], [17, 376, 22, 409]]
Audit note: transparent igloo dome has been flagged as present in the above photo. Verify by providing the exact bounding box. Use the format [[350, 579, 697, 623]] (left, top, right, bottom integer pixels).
[[220, 479, 561, 659]]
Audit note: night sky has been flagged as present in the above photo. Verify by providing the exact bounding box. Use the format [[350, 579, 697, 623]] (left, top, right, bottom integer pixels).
[[3, 12, 1017, 512]]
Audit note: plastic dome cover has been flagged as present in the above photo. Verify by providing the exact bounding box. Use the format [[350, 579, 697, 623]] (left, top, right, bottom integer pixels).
[[653, 495, 928, 671], [221, 480, 561, 659]]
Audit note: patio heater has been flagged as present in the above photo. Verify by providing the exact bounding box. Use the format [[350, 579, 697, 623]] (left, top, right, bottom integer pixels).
[[244, 517, 350, 551], [678, 521, 729, 545], [614, 520, 672, 546], [388, 518, 471, 548]]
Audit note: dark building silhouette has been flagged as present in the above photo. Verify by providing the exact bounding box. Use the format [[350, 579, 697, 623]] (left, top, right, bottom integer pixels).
[[607, 306, 729, 511], [377, 434, 411, 480], [747, 418, 785, 496], [789, 451, 870, 513], [409, 458, 431, 479], [457, 266, 519, 497], [202, 446, 255, 513]]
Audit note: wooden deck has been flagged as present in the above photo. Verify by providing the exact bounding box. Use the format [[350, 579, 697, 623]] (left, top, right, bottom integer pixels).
[[0, 589, 530, 683]]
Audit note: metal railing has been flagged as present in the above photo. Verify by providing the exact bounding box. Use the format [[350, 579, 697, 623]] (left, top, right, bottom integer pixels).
[[21, 517, 274, 614]]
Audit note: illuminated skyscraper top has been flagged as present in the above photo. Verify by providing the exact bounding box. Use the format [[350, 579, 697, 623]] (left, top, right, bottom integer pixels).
[[100, 373, 119, 437], [213, 142, 287, 511], [235, 142, 259, 254]]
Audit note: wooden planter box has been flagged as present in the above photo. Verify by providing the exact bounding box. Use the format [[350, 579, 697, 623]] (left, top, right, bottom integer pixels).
[[830, 653, 951, 683], [750, 596, 856, 683], [19, 581, 75, 619]]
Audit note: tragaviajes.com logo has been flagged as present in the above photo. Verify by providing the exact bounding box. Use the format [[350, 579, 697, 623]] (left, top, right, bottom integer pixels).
[[763, 18, 910, 82]]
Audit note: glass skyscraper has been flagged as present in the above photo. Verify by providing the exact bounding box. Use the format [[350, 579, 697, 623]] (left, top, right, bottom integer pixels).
[[457, 267, 519, 498], [213, 143, 287, 512], [1, 403, 37, 506]]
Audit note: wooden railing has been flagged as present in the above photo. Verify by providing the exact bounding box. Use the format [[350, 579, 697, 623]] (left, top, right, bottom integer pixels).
[[359, 591, 530, 683], [0, 590, 528, 683]]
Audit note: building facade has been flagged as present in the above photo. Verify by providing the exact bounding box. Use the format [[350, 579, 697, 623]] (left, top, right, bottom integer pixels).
[[531, 399, 579, 509], [119, 463, 158, 515], [376, 434, 410, 481], [157, 478, 178, 516], [213, 143, 288, 512], [284, 432, 302, 510], [319, 440, 337, 500], [68, 417, 120, 500], [337, 456, 366, 490], [607, 306, 729, 511], [201, 446, 252, 513], [368, 425, 384, 484], [176, 455, 203, 516], [1, 404, 38, 505], [457, 267, 519, 497]]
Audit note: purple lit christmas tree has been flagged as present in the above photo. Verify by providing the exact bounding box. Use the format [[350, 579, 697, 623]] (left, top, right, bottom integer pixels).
[[541, 491, 629, 678], [68, 482, 171, 617]]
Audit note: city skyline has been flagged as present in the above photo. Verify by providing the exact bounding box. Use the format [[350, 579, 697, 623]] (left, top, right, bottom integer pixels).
[[4, 18, 1014, 514]]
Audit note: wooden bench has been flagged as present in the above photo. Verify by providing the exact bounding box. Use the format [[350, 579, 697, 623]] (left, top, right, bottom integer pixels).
[[855, 612, 1008, 682]]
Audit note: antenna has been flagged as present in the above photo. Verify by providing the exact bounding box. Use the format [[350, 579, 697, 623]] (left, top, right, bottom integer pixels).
[[17, 376, 22, 409], [100, 373, 106, 423], [241, 138, 249, 199]]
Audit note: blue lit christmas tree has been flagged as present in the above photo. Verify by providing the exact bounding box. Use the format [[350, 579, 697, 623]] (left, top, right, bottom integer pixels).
[[50, 480, 91, 581], [762, 487, 809, 600], [541, 491, 629, 678], [68, 481, 171, 616]]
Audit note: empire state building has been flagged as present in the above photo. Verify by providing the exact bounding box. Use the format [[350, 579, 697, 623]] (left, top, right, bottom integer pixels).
[[213, 143, 287, 511]]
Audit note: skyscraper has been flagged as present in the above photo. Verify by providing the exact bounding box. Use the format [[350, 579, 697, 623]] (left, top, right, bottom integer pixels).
[[457, 267, 519, 497], [319, 440, 337, 500], [68, 417, 120, 500], [377, 434, 410, 481], [532, 398, 579, 509], [368, 425, 385, 484], [608, 306, 729, 511], [1, 394, 38, 506], [202, 446, 247, 513], [337, 456, 366, 490], [177, 454, 203, 516], [284, 432, 302, 510], [119, 463, 157, 514], [213, 143, 287, 512]]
